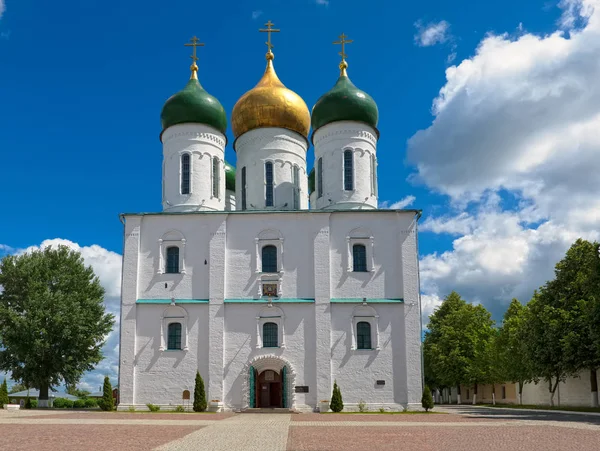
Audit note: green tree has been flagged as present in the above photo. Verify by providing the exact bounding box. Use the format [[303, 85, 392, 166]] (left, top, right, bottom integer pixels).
[[0, 246, 114, 407], [8, 383, 27, 394], [330, 380, 344, 412], [66, 385, 91, 398], [193, 371, 207, 412], [99, 376, 114, 411], [0, 379, 9, 408], [421, 386, 434, 412], [495, 299, 534, 404]]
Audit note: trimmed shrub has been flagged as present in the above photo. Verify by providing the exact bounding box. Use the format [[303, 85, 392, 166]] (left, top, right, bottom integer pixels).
[[100, 376, 114, 411], [175, 405, 185, 412], [24, 397, 32, 409], [330, 380, 344, 413], [193, 371, 207, 412], [30, 399, 38, 408], [146, 403, 160, 412], [73, 399, 86, 408], [84, 398, 98, 408], [421, 386, 434, 412], [0, 379, 8, 408], [358, 399, 367, 412], [53, 398, 73, 408]]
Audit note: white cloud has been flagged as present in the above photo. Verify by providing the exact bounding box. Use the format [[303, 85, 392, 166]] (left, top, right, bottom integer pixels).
[[6, 239, 122, 389], [379, 195, 416, 209], [414, 20, 451, 47], [410, 0, 600, 322], [316, 0, 329, 5], [252, 10, 263, 20], [0, 1, 5, 20]]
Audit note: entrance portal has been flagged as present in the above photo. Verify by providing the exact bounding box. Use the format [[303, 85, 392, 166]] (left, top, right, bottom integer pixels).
[[256, 369, 282, 408]]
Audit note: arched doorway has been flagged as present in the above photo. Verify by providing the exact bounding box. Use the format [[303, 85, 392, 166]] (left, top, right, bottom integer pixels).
[[243, 355, 295, 410], [254, 369, 282, 408]]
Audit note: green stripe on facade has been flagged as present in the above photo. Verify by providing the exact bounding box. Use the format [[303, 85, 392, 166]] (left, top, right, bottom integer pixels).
[[224, 298, 315, 303], [330, 298, 404, 303], [136, 299, 209, 304]]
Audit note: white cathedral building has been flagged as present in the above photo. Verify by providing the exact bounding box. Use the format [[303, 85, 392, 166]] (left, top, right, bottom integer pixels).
[[118, 30, 423, 412]]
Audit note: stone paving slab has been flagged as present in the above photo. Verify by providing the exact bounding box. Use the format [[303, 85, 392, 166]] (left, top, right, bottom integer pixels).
[[291, 413, 495, 422], [0, 418, 221, 426], [0, 424, 202, 451], [24, 412, 235, 420], [287, 425, 600, 451]]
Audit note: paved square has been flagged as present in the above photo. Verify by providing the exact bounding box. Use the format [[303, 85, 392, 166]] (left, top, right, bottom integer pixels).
[[1, 406, 599, 450]]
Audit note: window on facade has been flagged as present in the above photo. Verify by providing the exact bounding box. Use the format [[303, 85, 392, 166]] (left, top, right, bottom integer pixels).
[[501, 386, 506, 399], [317, 158, 323, 198], [212, 157, 220, 198], [344, 149, 354, 191], [265, 161, 274, 207], [292, 165, 300, 209], [181, 154, 190, 195], [166, 246, 180, 274], [241, 166, 247, 211], [357, 321, 372, 350], [261, 245, 278, 273], [352, 244, 368, 272], [263, 322, 278, 347], [167, 322, 182, 350], [371, 154, 377, 196]]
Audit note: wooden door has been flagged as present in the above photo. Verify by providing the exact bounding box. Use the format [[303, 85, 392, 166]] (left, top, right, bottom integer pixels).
[[270, 382, 281, 407], [260, 383, 270, 407]]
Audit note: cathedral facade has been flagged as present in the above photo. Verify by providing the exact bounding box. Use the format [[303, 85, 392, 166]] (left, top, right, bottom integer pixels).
[[118, 31, 423, 412]]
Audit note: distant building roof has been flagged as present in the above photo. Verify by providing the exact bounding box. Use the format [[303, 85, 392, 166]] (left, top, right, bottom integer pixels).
[[8, 390, 79, 401]]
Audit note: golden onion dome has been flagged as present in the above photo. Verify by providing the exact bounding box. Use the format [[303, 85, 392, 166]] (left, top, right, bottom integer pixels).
[[231, 52, 310, 141]]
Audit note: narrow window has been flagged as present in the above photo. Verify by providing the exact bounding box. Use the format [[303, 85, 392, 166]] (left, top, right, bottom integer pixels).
[[292, 165, 300, 209], [263, 322, 278, 348], [212, 157, 220, 198], [167, 322, 182, 350], [352, 244, 367, 272], [344, 150, 354, 191], [166, 246, 180, 274], [181, 154, 190, 195], [502, 386, 506, 399], [261, 245, 278, 273], [317, 158, 323, 198], [357, 322, 371, 350], [265, 161, 274, 207], [241, 166, 247, 211]]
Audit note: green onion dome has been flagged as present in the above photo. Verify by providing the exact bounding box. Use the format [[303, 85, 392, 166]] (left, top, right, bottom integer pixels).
[[161, 67, 227, 136], [311, 63, 378, 136], [224, 161, 235, 192]]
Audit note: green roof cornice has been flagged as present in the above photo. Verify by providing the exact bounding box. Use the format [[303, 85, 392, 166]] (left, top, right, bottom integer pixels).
[[161, 77, 227, 136]]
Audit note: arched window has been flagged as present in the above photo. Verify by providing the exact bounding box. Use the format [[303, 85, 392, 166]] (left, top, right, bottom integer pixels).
[[241, 166, 247, 210], [352, 244, 367, 272], [317, 158, 323, 198], [212, 157, 220, 198], [261, 245, 278, 273], [265, 161, 274, 207], [292, 165, 300, 209], [181, 154, 190, 195], [166, 246, 180, 274], [344, 149, 354, 191], [356, 321, 372, 350], [263, 322, 278, 348], [167, 322, 182, 350]]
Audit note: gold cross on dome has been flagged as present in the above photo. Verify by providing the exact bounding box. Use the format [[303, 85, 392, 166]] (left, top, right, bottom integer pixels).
[[333, 32, 353, 62], [259, 20, 280, 52], [184, 36, 205, 63]]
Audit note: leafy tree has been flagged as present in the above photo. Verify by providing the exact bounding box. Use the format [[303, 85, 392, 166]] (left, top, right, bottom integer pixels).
[[495, 299, 534, 404], [545, 239, 600, 407], [0, 379, 9, 408], [66, 385, 91, 398], [330, 380, 344, 412], [0, 246, 114, 406], [99, 376, 114, 411], [421, 386, 434, 412], [8, 383, 27, 394], [193, 371, 207, 412]]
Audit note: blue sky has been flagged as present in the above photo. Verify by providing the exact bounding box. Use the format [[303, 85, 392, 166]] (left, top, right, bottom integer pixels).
[[2, 0, 600, 390]]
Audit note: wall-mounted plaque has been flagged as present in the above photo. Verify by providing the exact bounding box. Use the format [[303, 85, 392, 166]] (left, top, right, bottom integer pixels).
[[262, 283, 278, 297], [294, 386, 309, 393], [376, 380, 386, 386]]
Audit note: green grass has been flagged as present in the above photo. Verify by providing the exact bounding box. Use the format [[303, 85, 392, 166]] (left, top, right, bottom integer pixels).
[[478, 404, 600, 413]]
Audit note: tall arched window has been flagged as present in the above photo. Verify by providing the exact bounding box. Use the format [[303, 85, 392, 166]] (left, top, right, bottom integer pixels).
[[181, 154, 190, 195], [317, 158, 323, 198], [292, 165, 300, 209], [356, 321, 372, 350], [344, 149, 354, 191], [352, 244, 367, 272], [166, 246, 180, 274], [241, 166, 247, 211], [261, 245, 278, 273], [212, 157, 220, 198], [265, 161, 274, 207], [167, 322, 182, 350], [263, 322, 278, 347]]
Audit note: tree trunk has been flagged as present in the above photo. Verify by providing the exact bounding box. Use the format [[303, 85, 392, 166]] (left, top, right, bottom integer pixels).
[[590, 368, 599, 408], [456, 385, 461, 405], [473, 383, 477, 405], [38, 382, 49, 408], [549, 378, 559, 407], [518, 381, 523, 405], [492, 383, 496, 406]]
